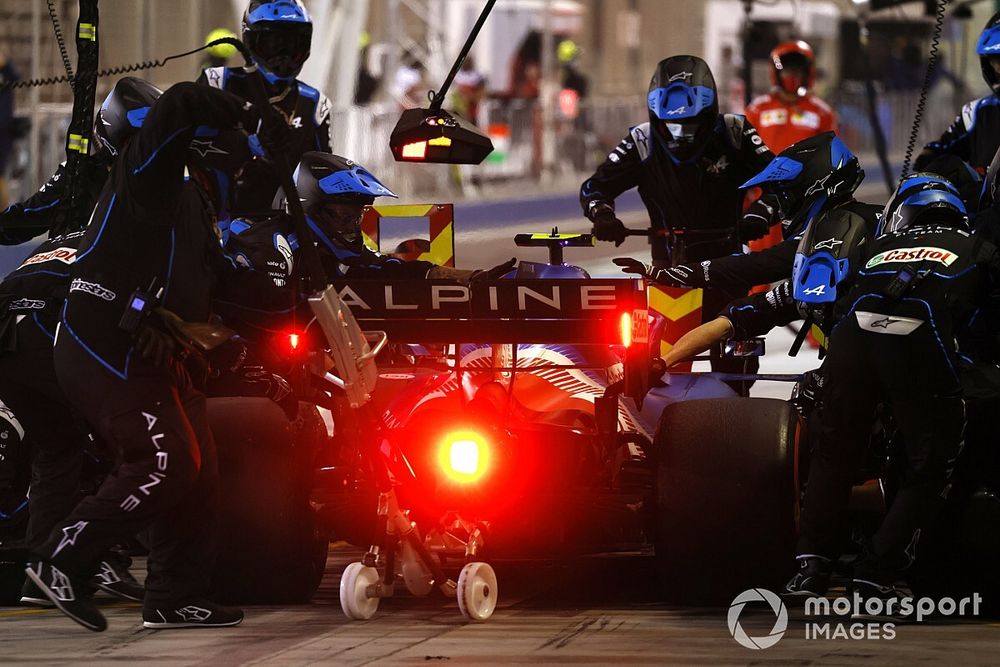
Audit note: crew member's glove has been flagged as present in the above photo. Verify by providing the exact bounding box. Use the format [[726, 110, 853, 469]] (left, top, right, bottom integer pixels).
[[739, 196, 778, 243], [470, 257, 517, 283], [136, 324, 177, 371], [790, 368, 826, 417], [587, 202, 627, 247], [613, 257, 708, 288], [248, 113, 293, 160]]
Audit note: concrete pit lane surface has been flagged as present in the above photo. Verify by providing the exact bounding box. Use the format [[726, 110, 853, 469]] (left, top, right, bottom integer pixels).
[[3, 547, 999, 665]]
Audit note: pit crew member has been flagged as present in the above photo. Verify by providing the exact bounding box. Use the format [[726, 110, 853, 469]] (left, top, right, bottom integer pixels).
[[225, 151, 516, 284], [1, 78, 163, 606], [744, 40, 837, 266], [195, 0, 332, 221], [26, 80, 297, 631], [915, 11, 1000, 174]]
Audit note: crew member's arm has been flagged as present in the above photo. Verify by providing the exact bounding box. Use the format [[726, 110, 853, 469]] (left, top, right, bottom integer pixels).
[[120, 81, 256, 214], [0, 163, 73, 244], [660, 280, 798, 368], [580, 130, 642, 245], [313, 93, 332, 152], [661, 316, 734, 369], [915, 101, 976, 171]]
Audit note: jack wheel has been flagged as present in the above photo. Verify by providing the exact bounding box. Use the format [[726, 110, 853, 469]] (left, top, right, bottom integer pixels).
[[339, 562, 380, 620], [457, 561, 497, 621]]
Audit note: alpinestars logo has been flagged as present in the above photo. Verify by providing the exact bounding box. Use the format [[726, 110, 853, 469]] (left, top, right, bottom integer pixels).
[[805, 174, 831, 197], [176, 606, 212, 622], [53, 520, 89, 557], [48, 566, 76, 602], [814, 238, 843, 251], [869, 317, 901, 329], [668, 71, 693, 82], [95, 561, 121, 585], [69, 279, 117, 301], [189, 140, 228, 158]]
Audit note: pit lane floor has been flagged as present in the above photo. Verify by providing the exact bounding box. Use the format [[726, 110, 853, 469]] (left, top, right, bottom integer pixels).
[[3, 546, 998, 665]]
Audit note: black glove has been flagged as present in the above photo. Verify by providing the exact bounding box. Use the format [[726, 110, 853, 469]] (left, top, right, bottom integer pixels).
[[739, 196, 778, 243], [588, 202, 627, 247], [135, 324, 177, 370], [207, 337, 249, 376], [790, 368, 826, 417], [470, 257, 517, 283], [613, 258, 707, 288], [250, 112, 293, 160]]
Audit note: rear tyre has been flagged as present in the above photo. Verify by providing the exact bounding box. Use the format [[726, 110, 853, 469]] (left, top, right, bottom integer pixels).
[[653, 397, 799, 603], [210, 398, 328, 604]]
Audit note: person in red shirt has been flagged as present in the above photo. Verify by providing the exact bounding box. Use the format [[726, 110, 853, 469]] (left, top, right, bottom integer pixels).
[[745, 40, 837, 265]]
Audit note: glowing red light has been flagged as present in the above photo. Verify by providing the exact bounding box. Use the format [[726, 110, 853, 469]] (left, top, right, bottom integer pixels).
[[438, 431, 490, 484], [620, 312, 632, 348], [402, 141, 428, 160]]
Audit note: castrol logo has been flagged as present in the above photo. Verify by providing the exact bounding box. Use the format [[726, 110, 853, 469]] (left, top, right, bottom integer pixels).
[[865, 246, 957, 269], [19, 247, 77, 267]]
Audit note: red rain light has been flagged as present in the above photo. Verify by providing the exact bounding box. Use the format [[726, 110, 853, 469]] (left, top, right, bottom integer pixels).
[[438, 431, 490, 484]]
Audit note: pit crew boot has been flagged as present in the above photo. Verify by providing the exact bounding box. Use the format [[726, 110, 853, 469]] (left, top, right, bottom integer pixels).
[[20, 577, 54, 607], [849, 578, 915, 622], [142, 599, 244, 629], [93, 557, 144, 602], [782, 555, 832, 598], [25, 560, 107, 632]]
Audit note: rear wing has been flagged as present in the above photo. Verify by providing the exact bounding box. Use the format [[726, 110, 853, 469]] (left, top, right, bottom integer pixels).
[[325, 279, 646, 345]]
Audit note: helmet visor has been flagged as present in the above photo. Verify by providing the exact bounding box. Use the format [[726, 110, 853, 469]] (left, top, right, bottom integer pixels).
[[309, 200, 368, 241], [247, 25, 311, 78]]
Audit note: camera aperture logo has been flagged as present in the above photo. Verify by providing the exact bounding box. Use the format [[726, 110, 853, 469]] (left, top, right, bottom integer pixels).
[[728, 588, 788, 650]]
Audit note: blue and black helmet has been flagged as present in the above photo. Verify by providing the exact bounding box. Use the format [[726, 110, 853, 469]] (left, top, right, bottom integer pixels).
[[242, 0, 313, 84], [93, 77, 163, 159], [878, 173, 969, 238], [647, 55, 718, 163], [740, 132, 864, 239], [978, 11, 1000, 94], [792, 206, 871, 306], [287, 152, 396, 250]]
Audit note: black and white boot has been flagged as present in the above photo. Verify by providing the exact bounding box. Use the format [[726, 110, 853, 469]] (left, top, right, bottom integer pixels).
[[93, 558, 144, 602], [142, 599, 244, 629], [25, 560, 107, 632], [782, 555, 832, 598], [20, 577, 54, 608]]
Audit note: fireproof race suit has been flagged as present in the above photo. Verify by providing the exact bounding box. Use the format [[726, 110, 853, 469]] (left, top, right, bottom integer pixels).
[[0, 231, 90, 544], [798, 225, 1000, 582], [40, 81, 298, 606], [0, 156, 108, 244], [916, 95, 1000, 174], [580, 114, 773, 267], [195, 66, 332, 220]]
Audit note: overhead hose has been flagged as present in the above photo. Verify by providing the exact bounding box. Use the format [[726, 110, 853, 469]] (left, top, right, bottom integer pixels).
[[0, 42, 226, 92], [46, 0, 74, 87], [900, 0, 947, 180]]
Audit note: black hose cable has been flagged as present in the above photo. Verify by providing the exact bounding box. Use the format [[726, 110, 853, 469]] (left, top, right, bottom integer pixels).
[[900, 0, 947, 180], [0, 40, 230, 92], [46, 0, 74, 87]]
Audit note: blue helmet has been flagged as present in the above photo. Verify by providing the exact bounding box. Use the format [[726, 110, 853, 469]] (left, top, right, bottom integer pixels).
[[242, 0, 313, 84], [93, 77, 163, 159], [288, 152, 396, 251], [740, 132, 864, 239], [792, 206, 871, 307], [877, 173, 969, 238], [647, 55, 718, 163], [978, 11, 1000, 94]]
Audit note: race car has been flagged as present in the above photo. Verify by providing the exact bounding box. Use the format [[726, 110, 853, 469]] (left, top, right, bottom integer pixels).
[[311, 223, 802, 620]]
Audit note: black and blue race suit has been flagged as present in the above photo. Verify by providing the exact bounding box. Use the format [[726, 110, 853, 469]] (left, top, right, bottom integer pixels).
[[0, 231, 91, 546], [0, 155, 109, 245], [194, 66, 332, 221], [798, 225, 1000, 582], [916, 94, 1000, 173], [41, 81, 300, 606]]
